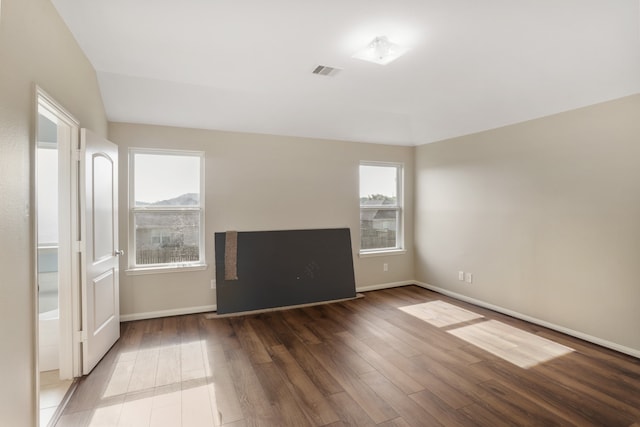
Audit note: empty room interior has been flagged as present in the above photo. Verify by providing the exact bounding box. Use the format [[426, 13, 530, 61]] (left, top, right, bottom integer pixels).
[[1, 0, 640, 426]]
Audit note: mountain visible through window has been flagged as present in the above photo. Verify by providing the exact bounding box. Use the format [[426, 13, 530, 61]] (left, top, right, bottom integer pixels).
[[130, 150, 204, 268]]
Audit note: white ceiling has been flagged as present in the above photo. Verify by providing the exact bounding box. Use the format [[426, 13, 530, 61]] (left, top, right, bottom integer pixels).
[[51, 0, 640, 146]]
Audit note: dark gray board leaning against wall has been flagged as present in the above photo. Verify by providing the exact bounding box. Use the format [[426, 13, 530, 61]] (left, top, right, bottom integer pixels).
[[214, 228, 356, 315]]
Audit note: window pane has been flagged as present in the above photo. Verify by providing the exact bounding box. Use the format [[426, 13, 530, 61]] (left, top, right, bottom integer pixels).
[[360, 209, 398, 250], [37, 148, 59, 244], [134, 153, 200, 206], [359, 165, 397, 206], [135, 211, 200, 265]]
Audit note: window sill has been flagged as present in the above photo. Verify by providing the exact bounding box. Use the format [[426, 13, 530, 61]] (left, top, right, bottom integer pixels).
[[126, 263, 208, 276], [359, 249, 406, 258]]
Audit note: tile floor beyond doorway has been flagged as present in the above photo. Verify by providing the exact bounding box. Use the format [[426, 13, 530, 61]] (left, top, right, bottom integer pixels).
[[41, 370, 73, 427]]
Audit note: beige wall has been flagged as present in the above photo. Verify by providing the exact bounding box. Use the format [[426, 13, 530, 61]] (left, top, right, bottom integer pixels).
[[0, 0, 107, 424], [415, 94, 640, 355], [108, 123, 415, 317]]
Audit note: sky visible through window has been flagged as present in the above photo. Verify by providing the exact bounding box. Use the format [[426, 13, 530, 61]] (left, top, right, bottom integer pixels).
[[360, 164, 397, 199], [134, 153, 200, 203]]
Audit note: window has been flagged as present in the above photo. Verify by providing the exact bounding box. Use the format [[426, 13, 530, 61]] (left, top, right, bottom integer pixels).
[[359, 162, 403, 253], [129, 149, 205, 271]]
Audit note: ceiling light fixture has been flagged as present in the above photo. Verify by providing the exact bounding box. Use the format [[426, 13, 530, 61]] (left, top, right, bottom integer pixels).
[[352, 36, 409, 65]]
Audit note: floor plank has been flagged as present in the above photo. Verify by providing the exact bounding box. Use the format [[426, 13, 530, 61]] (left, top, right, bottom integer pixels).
[[268, 344, 340, 426]]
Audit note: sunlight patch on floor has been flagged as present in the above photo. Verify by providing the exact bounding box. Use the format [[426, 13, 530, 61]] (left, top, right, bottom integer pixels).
[[103, 339, 209, 398], [399, 300, 485, 327], [398, 300, 574, 369], [93, 339, 226, 426], [448, 319, 574, 368], [90, 382, 223, 427]]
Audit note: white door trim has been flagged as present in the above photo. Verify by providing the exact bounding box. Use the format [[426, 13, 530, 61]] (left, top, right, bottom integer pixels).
[[36, 87, 82, 379]]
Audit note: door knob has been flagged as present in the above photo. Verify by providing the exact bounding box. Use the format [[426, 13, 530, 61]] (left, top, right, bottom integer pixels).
[[115, 249, 125, 256]]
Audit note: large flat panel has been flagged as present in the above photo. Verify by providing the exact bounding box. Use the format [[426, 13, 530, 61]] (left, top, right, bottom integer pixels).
[[215, 228, 356, 314]]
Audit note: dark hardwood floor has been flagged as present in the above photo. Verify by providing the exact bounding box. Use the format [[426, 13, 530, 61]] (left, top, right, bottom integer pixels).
[[57, 286, 640, 426]]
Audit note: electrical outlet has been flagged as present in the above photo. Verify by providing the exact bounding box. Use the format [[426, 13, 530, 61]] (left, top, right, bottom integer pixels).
[[383, 263, 388, 272], [458, 271, 465, 281], [465, 273, 473, 284]]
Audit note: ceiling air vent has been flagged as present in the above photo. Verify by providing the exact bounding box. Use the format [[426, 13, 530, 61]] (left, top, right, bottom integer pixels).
[[312, 65, 341, 76]]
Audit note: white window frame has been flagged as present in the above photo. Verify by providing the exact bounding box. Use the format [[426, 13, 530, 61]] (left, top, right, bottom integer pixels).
[[127, 148, 206, 274], [359, 161, 404, 256]]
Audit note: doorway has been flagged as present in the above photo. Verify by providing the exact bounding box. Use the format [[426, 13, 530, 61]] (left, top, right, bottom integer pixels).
[[36, 89, 80, 426]]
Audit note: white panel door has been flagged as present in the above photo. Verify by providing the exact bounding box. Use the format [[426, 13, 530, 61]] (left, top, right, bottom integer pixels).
[[81, 129, 121, 374]]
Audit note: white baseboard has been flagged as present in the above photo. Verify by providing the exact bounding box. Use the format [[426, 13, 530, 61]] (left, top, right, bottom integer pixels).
[[356, 280, 415, 293], [120, 304, 217, 322], [119, 280, 639, 359], [415, 281, 640, 359], [120, 280, 413, 322]]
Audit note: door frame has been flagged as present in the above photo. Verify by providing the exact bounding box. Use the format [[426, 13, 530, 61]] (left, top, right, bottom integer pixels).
[[35, 87, 83, 380]]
